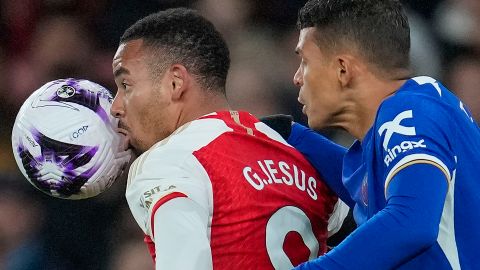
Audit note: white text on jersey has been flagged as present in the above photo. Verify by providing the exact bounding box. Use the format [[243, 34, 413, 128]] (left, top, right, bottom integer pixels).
[[384, 139, 427, 166], [242, 160, 318, 200], [140, 185, 176, 209]]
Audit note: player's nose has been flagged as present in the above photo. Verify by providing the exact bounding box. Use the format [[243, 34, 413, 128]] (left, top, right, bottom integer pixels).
[[293, 67, 303, 88], [110, 92, 124, 118]]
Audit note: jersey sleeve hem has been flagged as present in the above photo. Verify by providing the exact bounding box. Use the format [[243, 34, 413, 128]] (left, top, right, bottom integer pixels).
[[149, 191, 188, 238], [384, 153, 451, 197]]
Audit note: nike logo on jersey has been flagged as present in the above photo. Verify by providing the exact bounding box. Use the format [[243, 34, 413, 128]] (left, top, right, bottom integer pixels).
[[415, 77, 474, 123], [412, 76, 442, 96], [378, 110, 416, 151], [460, 101, 475, 123]]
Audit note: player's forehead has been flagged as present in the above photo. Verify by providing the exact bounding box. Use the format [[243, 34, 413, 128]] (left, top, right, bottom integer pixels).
[[112, 39, 147, 75], [296, 27, 318, 55]]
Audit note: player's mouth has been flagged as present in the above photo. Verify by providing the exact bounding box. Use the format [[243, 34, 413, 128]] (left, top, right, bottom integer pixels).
[[119, 133, 130, 151], [117, 122, 131, 151], [297, 96, 307, 115], [117, 127, 129, 135]]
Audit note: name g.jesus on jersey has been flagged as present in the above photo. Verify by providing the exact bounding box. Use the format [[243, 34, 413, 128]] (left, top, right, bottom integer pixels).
[[243, 159, 318, 200], [378, 110, 427, 166]]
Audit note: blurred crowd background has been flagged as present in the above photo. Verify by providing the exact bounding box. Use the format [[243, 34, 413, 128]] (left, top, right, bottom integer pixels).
[[0, 0, 479, 269]]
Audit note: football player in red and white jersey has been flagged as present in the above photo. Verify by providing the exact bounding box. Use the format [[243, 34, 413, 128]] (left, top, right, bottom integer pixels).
[[111, 8, 348, 270]]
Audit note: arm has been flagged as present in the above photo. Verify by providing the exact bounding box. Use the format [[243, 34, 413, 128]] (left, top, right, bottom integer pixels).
[[153, 197, 212, 269], [295, 163, 448, 269], [289, 123, 354, 207], [125, 150, 213, 269]]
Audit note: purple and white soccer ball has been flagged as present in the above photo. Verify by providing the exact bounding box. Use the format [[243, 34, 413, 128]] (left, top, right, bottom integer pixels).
[[11, 78, 131, 199]]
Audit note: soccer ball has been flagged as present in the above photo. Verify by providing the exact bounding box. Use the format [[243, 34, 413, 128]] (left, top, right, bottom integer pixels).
[[11, 78, 131, 199]]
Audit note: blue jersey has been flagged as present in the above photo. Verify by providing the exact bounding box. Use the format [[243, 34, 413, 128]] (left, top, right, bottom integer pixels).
[[292, 76, 480, 269]]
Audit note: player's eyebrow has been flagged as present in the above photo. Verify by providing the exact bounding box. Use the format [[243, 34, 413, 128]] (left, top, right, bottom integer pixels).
[[113, 66, 130, 78]]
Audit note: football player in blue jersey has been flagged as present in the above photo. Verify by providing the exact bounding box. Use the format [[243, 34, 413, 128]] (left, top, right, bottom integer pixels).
[[266, 0, 480, 269]]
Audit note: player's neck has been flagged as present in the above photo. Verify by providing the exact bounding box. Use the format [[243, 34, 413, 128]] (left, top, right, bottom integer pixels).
[[175, 92, 230, 129], [344, 77, 407, 141]]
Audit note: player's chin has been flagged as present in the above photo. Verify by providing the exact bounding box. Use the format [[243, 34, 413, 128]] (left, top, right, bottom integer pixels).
[[130, 147, 141, 160], [303, 109, 315, 127], [306, 117, 316, 129], [307, 115, 326, 130], [129, 139, 147, 158]]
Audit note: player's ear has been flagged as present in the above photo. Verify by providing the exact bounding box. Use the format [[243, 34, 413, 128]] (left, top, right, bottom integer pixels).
[[336, 55, 353, 88], [169, 64, 189, 100]]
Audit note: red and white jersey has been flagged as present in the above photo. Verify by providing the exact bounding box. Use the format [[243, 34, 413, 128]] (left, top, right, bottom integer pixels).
[[125, 111, 347, 269]]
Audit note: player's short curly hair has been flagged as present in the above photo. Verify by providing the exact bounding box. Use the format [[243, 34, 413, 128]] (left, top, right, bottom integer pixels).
[[298, 0, 410, 73], [120, 8, 230, 94]]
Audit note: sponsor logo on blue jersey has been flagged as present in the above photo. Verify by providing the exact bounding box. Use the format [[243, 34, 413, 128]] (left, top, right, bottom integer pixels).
[[378, 110, 427, 166]]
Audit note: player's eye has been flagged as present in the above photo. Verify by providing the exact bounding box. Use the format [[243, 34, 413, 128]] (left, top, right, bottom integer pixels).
[[121, 82, 130, 91]]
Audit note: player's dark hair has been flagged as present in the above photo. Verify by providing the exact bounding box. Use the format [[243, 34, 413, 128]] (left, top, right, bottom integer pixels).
[[120, 8, 230, 94], [298, 0, 410, 73]]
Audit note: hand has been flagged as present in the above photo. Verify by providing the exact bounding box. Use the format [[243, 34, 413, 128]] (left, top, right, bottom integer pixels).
[[259, 114, 294, 140]]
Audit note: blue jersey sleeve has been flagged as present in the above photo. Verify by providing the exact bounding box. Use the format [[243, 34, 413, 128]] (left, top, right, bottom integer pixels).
[[289, 123, 354, 207], [295, 163, 448, 270], [375, 81, 457, 191]]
